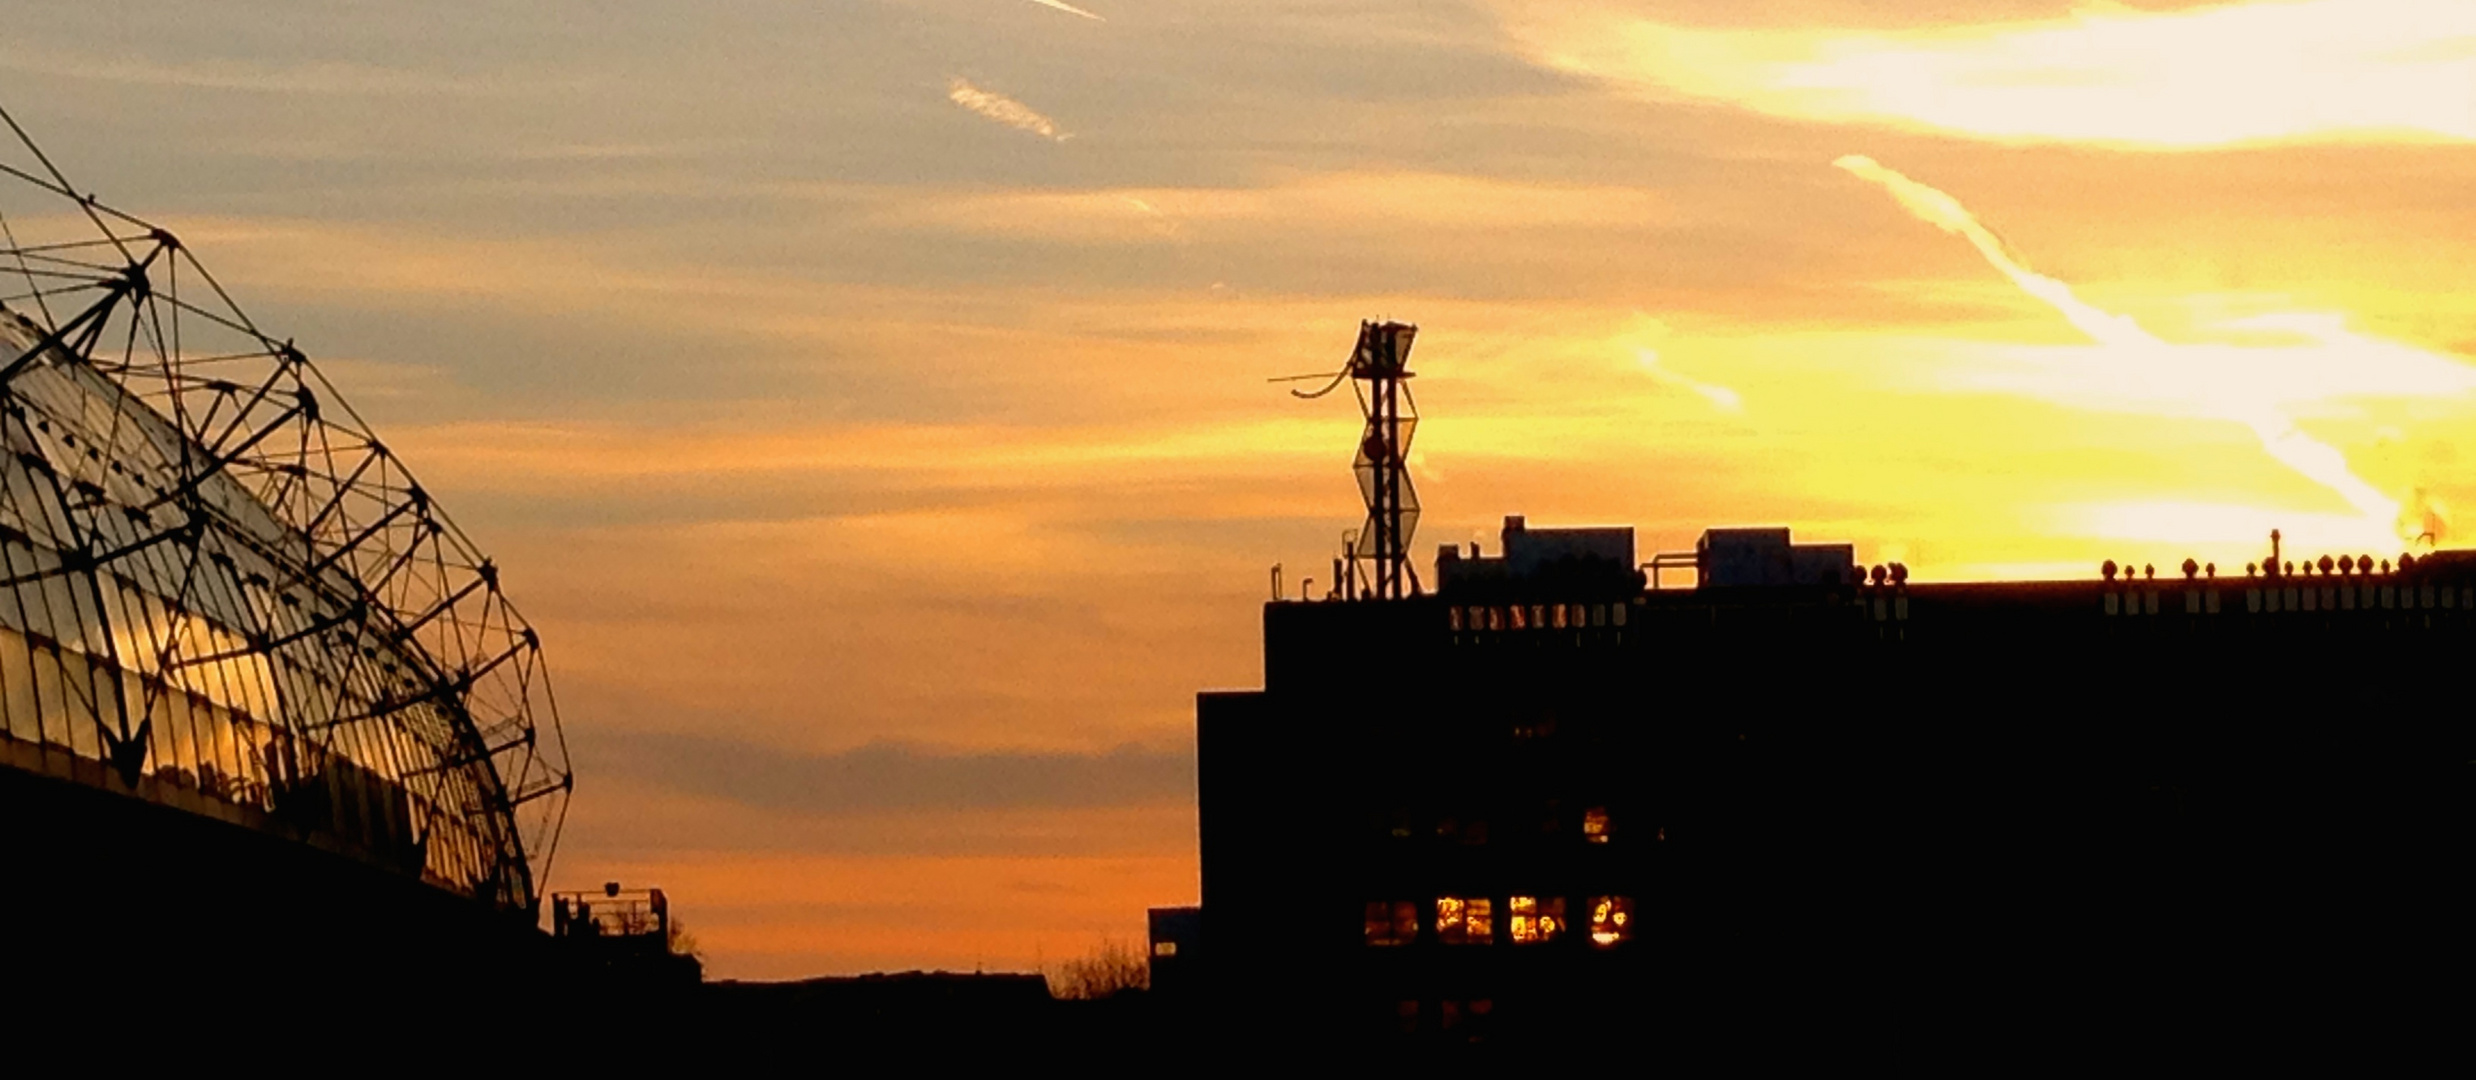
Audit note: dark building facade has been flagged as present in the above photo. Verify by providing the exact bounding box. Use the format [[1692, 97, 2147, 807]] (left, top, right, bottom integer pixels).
[[1199, 516, 2476, 1043], [1148, 905, 1203, 998]]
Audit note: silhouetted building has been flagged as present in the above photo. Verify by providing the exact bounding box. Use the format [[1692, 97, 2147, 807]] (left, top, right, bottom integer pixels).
[[552, 882, 703, 986], [1200, 514, 2476, 1042], [1148, 906, 1203, 998]]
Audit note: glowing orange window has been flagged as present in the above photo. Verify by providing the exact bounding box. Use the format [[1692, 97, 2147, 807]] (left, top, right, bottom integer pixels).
[[1436, 897, 1493, 944], [1583, 806, 1611, 843], [1509, 896, 1565, 944], [1364, 900, 1418, 946], [1588, 896, 1634, 947]]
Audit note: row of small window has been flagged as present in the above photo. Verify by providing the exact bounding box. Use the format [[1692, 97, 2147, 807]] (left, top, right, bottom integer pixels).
[[1389, 806, 1617, 845], [1365, 895, 1634, 948], [2102, 585, 2476, 617], [1389, 997, 1492, 1038], [1447, 603, 1628, 633]]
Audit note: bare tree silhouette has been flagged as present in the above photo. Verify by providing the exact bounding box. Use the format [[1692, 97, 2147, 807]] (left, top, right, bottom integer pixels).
[[1052, 938, 1148, 1000]]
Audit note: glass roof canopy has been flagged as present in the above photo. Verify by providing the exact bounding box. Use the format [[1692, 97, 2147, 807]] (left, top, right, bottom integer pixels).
[[0, 108, 570, 913]]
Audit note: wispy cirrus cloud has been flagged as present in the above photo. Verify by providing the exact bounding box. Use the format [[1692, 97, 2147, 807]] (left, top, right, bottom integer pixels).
[[1503, 0, 2476, 148], [0, 45, 532, 97], [947, 77, 1071, 141]]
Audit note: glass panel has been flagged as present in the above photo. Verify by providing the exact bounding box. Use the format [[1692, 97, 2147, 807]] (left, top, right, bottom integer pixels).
[[1510, 896, 1566, 944], [58, 648, 101, 760], [1438, 897, 1492, 944], [0, 625, 34, 743], [1365, 901, 1413, 946], [1589, 896, 1634, 947], [31, 641, 64, 746]]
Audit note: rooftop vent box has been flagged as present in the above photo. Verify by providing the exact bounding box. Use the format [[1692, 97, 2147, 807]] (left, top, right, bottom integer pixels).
[[1502, 515, 1633, 577], [1435, 515, 1636, 596], [1698, 527, 1856, 588]]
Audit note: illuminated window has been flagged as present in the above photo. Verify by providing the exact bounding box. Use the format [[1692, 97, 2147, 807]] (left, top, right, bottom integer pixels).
[[1588, 896, 1634, 947], [1365, 900, 1418, 946], [1153, 941, 1177, 957], [1510, 896, 1565, 944], [1583, 806, 1611, 843], [1436, 897, 1493, 944]]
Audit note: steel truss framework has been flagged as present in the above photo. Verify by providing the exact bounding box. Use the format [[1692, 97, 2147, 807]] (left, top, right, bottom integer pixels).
[[0, 108, 569, 912], [1292, 320, 1421, 600]]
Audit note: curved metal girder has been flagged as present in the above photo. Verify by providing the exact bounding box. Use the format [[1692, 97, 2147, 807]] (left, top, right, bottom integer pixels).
[[0, 104, 571, 913]]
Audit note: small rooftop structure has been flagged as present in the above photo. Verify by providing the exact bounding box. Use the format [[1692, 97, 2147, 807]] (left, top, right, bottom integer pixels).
[[1437, 517, 1859, 594], [552, 882, 672, 943], [1436, 516, 1638, 598], [1695, 527, 1858, 588], [550, 881, 702, 986]]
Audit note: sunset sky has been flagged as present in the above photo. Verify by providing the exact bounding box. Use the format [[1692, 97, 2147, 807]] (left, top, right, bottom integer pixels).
[[8, 0, 2474, 977]]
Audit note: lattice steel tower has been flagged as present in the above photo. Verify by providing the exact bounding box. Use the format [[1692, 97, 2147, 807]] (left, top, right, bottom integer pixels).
[[1293, 321, 1420, 600]]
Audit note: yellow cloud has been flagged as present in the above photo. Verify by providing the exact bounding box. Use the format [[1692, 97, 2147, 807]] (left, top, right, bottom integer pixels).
[[1837, 155, 2476, 552], [1504, 0, 2476, 148]]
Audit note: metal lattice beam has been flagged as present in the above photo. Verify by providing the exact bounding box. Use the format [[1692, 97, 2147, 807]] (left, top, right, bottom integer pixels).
[[0, 104, 571, 913]]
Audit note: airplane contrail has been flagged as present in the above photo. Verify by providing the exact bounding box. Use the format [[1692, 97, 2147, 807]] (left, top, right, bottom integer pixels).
[[1834, 154, 2405, 536], [1637, 348, 1743, 414], [1026, 0, 1105, 20], [948, 77, 1071, 141]]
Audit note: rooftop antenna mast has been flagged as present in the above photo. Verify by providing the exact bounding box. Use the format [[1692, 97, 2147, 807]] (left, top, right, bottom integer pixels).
[[1276, 321, 1421, 600]]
